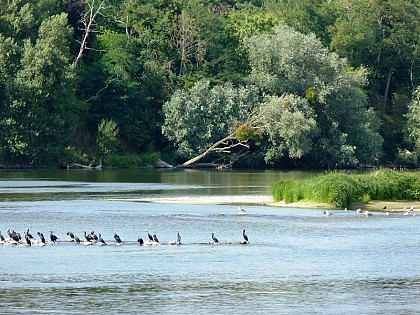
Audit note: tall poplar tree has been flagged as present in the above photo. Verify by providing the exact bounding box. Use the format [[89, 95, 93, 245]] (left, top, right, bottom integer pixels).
[[1, 13, 76, 165]]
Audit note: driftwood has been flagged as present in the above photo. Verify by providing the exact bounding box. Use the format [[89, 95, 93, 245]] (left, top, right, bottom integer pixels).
[[177, 163, 221, 169], [65, 159, 102, 170], [155, 159, 174, 168]]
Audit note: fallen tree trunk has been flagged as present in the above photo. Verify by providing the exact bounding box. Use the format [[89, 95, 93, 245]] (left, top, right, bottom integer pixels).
[[177, 132, 250, 168], [67, 163, 102, 170], [155, 159, 174, 168], [177, 163, 221, 169], [65, 159, 102, 170]]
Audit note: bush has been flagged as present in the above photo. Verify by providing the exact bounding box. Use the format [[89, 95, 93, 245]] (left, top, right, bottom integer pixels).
[[396, 149, 418, 167], [96, 119, 120, 156], [62, 146, 90, 165]]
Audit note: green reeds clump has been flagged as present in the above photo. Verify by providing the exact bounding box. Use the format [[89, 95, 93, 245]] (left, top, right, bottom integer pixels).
[[271, 169, 420, 208]]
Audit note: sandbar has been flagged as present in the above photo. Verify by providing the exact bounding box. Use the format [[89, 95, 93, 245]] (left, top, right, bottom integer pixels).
[[108, 195, 420, 212]]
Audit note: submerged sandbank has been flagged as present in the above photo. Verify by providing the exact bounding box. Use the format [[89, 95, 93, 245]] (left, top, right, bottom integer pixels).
[[108, 195, 420, 212], [108, 195, 274, 205]]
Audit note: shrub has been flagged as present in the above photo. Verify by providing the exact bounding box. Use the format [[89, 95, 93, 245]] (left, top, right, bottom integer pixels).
[[62, 146, 90, 165], [96, 119, 120, 156]]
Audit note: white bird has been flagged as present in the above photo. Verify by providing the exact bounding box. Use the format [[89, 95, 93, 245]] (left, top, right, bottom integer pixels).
[[364, 211, 373, 217], [238, 207, 247, 215], [323, 210, 332, 216]]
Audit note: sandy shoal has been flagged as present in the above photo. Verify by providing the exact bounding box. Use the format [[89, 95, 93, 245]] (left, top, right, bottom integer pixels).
[[108, 195, 420, 211], [108, 195, 274, 205]]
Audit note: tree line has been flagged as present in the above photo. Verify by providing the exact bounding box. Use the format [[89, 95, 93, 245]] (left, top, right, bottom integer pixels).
[[0, 0, 418, 169]]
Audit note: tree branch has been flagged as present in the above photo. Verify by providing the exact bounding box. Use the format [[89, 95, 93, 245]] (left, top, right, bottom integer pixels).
[[72, 0, 107, 67]]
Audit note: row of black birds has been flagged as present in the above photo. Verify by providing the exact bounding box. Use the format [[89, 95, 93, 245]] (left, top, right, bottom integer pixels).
[[0, 228, 249, 247]]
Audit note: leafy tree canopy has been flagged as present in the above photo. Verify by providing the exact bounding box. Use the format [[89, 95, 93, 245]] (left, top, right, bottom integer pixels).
[[245, 25, 383, 167]]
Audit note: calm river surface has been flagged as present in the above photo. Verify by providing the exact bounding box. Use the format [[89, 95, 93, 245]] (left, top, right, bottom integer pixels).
[[0, 169, 419, 314]]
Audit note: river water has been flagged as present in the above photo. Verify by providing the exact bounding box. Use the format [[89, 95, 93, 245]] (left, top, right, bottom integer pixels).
[[0, 169, 419, 314]]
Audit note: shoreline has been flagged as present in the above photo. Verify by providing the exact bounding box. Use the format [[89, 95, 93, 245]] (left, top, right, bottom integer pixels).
[[107, 195, 420, 211]]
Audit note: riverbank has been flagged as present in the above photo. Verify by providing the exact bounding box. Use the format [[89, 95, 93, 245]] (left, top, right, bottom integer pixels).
[[108, 195, 420, 211]]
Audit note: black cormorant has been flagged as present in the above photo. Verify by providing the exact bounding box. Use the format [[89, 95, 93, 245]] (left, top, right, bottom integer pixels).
[[90, 231, 98, 241], [25, 229, 34, 239], [67, 231, 75, 240], [242, 229, 249, 243], [114, 233, 122, 244], [50, 231, 58, 243], [211, 233, 219, 244], [84, 231, 93, 242], [25, 235, 31, 246], [98, 233, 106, 245], [37, 232, 46, 244]]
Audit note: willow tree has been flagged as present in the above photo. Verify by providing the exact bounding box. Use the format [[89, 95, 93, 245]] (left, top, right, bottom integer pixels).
[[162, 80, 261, 167], [258, 94, 317, 163], [245, 25, 383, 167]]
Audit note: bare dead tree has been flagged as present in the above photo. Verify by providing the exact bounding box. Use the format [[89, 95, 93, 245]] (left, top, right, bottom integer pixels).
[[72, 0, 107, 67], [170, 11, 206, 76]]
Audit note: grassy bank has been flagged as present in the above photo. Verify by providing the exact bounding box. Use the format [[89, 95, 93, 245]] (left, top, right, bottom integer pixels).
[[271, 169, 420, 208]]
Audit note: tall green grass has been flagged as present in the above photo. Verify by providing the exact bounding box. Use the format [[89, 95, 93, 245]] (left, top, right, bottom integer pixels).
[[271, 169, 420, 208]]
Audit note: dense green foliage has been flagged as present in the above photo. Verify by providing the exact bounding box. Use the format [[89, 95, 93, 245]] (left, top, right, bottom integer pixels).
[[246, 26, 383, 166], [407, 88, 420, 151], [0, 0, 418, 168], [96, 119, 120, 156], [162, 79, 260, 158], [272, 169, 420, 208]]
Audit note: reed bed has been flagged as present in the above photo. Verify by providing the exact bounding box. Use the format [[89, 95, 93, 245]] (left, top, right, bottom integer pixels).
[[271, 169, 420, 208]]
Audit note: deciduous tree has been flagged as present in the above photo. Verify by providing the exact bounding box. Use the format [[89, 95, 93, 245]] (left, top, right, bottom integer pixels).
[[245, 25, 383, 167], [407, 87, 420, 151], [1, 13, 76, 165]]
